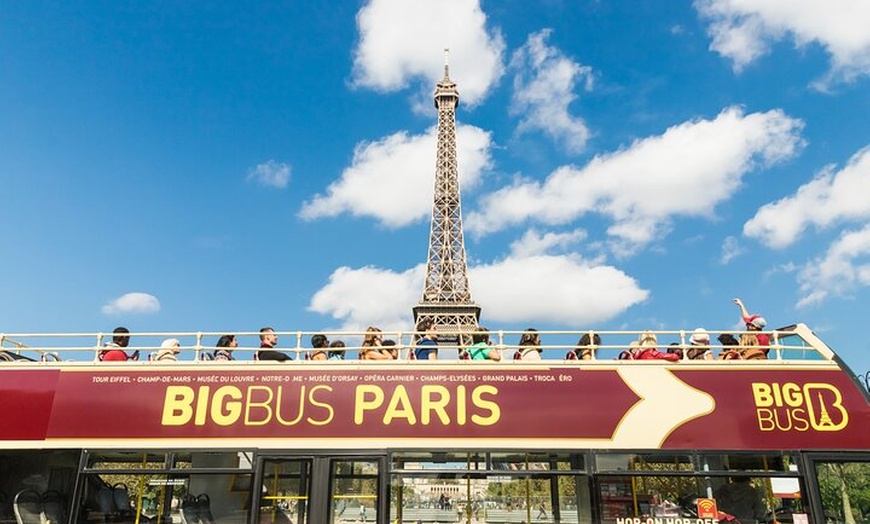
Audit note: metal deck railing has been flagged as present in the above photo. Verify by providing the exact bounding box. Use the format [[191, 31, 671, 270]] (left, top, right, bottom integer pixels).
[[0, 324, 837, 365]]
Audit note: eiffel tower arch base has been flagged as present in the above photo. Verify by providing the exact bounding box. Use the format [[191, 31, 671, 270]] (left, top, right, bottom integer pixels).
[[412, 303, 481, 345]]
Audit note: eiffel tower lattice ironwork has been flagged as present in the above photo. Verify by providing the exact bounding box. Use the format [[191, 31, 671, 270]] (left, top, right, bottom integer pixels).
[[412, 56, 481, 339]]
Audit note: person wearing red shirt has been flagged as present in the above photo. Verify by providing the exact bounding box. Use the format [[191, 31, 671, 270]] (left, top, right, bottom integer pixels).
[[99, 326, 139, 361]]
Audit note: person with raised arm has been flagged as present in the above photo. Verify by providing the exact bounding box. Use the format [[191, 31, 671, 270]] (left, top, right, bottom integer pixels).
[[733, 298, 770, 352]]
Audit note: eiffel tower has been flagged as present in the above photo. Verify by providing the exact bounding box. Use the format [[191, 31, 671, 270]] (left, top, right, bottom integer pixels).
[[412, 52, 481, 342]]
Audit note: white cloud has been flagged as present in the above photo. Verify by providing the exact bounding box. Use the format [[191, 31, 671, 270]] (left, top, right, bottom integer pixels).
[[510, 29, 594, 154], [720, 235, 744, 264], [308, 254, 647, 329], [352, 0, 505, 106], [764, 261, 798, 279], [299, 125, 492, 227], [695, 0, 870, 87], [101, 292, 161, 315], [466, 106, 805, 252], [796, 224, 870, 307], [472, 255, 648, 324], [508, 228, 588, 258], [744, 145, 870, 248], [246, 160, 291, 189], [308, 265, 425, 333]]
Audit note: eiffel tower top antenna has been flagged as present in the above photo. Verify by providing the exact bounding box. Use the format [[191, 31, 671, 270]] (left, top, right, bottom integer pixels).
[[413, 56, 481, 342]]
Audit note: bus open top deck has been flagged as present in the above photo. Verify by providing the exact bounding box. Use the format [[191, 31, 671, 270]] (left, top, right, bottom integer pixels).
[[0, 324, 867, 524]]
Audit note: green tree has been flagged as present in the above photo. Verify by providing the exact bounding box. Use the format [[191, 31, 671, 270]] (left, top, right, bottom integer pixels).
[[817, 462, 870, 523]]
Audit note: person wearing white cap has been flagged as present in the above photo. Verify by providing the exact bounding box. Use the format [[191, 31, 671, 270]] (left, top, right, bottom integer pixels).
[[688, 328, 713, 360], [733, 298, 770, 351], [155, 339, 182, 361]]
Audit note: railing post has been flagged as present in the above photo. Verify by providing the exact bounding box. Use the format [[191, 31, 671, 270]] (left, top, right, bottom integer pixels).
[[772, 331, 781, 361], [195, 332, 203, 361], [95, 333, 104, 362]]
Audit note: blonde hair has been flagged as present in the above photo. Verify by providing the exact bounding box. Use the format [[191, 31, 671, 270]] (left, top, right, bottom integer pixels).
[[362, 326, 382, 347], [638, 330, 657, 348], [739, 333, 759, 347]]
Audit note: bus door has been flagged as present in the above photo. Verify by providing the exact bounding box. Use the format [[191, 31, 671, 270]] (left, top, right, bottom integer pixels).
[[255, 455, 385, 524]]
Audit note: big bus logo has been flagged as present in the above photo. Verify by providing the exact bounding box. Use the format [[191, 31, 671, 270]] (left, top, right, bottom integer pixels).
[[751, 382, 848, 432]]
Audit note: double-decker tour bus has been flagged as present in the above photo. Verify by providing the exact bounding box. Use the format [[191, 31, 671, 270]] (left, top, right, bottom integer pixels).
[[1, 324, 868, 524]]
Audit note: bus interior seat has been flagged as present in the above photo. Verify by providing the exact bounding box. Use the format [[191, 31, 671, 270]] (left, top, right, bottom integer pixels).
[[180, 493, 215, 524], [93, 481, 115, 515], [11, 490, 40, 524], [0, 351, 36, 362], [196, 494, 215, 524], [180, 494, 198, 524], [112, 484, 133, 518], [40, 490, 65, 524]]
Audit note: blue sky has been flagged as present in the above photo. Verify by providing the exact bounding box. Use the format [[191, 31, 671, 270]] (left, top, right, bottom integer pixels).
[[1, 1, 869, 374]]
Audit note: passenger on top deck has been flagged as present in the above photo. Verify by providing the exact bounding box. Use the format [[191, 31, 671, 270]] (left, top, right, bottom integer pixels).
[[718, 333, 739, 347], [733, 298, 769, 351], [360, 327, 393, 360], [155, 339, 181, 361], [381, 339, 399, 359], [257, 327, 292, 361], [667, 343, 683, 360], [629, 332, 679, 361], [327, 340, 346, 360], [516, 329, 542, 360], [467, 327, 501, 361], [99, 326, 139, 362], [214, 335, 237, 360], [687, 328, 713, 360], [414, 319, 438, 360], [309, 334, 329, 361], [738, 333, 768, 360], [569, 332, 600, 360]]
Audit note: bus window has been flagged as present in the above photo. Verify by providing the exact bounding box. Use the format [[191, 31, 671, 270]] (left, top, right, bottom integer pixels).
[[814, 459, 870, 524], [258, 459, 310, 524], [389, 454, 591, 524], [0, 450, 79, 524], [78, 451, 253, 524], [596, 473, 806, 524], [330, 459, 379, 524], [595, 453, 694, 473]]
